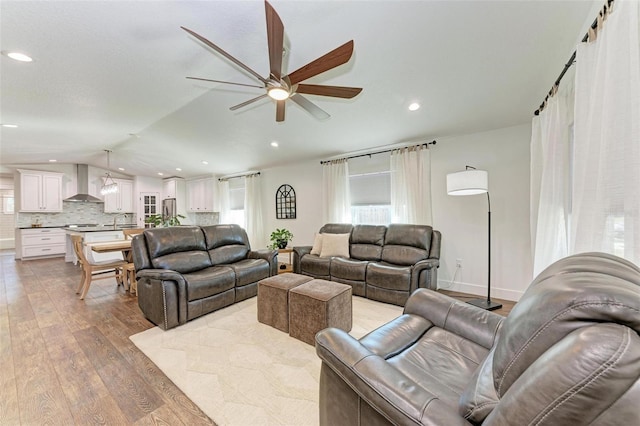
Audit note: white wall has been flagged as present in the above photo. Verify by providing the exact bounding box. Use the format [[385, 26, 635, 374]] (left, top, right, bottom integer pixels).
[[260, 123, 532, 301], [261, 160, 324, 249], [432, 123, 532, 301]]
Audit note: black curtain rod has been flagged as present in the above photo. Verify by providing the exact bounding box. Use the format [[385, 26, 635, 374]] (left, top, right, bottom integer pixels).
[[320, 140, 436, 165], [534, 0, 613, 116], [218, 172, 260, 182]]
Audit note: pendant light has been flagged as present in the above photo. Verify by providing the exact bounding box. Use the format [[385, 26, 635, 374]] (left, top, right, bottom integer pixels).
[[100, 150, 118, 195]]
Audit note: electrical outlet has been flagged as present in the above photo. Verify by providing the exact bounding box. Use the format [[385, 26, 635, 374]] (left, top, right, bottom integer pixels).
[[456, 258, 463, 268]]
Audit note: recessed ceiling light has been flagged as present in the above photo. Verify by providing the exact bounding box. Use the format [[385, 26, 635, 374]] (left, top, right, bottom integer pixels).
[[270, 141, 279, 148], [408, 103, 420, 111], [202, 161, 209, 165], [176, 167, 182, 171], [118, 167, 125, 171], [49, 159, 57, 162], [1, 124, 18, 128], [157, 172, 164, 176], [5, 52, 33, 62]]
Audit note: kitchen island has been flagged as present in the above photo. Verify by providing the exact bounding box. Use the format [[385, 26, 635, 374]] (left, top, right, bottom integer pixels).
[[64, 224, 139, 264]]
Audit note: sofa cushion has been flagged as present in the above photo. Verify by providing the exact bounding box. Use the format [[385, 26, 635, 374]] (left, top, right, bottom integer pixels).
[[202, 224, 251, 264], [319, 223, 354, 235], [224, 258, 270, 287], [320, 233, 350, 258], [144, 226, 207, 257], [350, 225, 386, 261], [367, 262, 412, 291], [381, 224, 432, 266], [331, 257, 368, 281], [300, 254, 332, 278], [183, 266, 235, 301], [390, 326, 489, 407], [151, 251, 213, 274], [208, 245, 250, 265]]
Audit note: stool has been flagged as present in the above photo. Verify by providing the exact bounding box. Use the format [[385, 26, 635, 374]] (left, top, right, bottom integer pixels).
[[289, 279, 352, 346], [257, 273, 314, 332]]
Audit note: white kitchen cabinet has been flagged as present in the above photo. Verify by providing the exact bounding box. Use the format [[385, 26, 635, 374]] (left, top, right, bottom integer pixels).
[[15, 227, 66, 260], [186, 177, 215, 212], [103, 178, 134, 213], [163, 177, 183, 199], [17, 169, 63, 212]]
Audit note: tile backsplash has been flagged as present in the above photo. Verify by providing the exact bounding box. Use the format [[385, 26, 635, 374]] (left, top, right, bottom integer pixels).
[[16, 202, 135, 228], [15, 202, 220, 228]]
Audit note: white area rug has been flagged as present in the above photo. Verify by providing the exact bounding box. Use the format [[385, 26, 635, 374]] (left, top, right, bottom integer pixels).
[[130, 296, 403, 426]]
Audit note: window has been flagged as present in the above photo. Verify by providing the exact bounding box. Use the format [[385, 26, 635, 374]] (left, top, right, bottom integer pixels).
[[228, 178, 245, 226], [349, 153, 391, 225]]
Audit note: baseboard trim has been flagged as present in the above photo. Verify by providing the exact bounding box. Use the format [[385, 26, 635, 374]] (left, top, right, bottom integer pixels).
[[437, 279, 523, 302]]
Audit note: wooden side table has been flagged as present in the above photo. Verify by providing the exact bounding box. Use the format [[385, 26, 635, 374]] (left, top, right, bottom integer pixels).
[[277, 248, 293, 274]]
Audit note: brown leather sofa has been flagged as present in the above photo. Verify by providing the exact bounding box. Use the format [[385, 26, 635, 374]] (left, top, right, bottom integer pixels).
[[131, 224, 277, 330], [316, 252, 640, 425], [293, 223, 441, 306]]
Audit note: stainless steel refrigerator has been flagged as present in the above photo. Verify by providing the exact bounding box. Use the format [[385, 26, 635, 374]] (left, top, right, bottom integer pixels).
[[162, 198, 177, 222]]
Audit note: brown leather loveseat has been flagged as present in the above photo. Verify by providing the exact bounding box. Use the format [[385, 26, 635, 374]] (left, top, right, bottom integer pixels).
[[293, 223, 441, 306], [316, 252, 640, 425], [131, 224, 277, 330]]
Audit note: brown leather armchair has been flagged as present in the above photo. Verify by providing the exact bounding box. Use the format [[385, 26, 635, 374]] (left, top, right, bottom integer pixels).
[[316, 252, 640, 425]]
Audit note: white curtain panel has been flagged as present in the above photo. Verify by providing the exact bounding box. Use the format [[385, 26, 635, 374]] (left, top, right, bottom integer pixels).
[[216, 179, 231, 224], [390, 146, 432, 225], [244, 174, 265, 249], [322, 159, 352, 223], [530, 79, 574, 276], [572, 0, 640, 264]]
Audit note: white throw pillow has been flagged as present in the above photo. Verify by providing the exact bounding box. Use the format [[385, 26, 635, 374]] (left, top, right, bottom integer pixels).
[[310, 233, 324, 256], [319, 233, 350, 258]]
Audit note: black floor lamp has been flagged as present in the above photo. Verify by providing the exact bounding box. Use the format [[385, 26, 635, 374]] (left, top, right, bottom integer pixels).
[[446, 166, 502, 311]]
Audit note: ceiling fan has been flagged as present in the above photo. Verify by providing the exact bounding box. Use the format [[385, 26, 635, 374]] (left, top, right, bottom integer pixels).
[[181, 0, 362, 122]]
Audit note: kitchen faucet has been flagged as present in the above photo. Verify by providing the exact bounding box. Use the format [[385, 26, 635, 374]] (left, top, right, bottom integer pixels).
[[113, 213, 128, 228]]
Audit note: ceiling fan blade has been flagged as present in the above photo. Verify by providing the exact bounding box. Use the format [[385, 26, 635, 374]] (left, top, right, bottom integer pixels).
[[181, 26, 268, 84], [276, 100, 286, 122], [230, 94, 268, 111], [287, 40, 354, 85], [290, 94, 330, 120], [186, 77, 263, 89], [296, 84, 362, 99], [265, 1, 284, 80]]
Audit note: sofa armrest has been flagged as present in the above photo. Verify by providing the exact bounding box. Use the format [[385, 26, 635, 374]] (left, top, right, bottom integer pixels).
[[411, 258, 440, 291], [404, 289, 503, 349], [316, 328, 472, 426], [249, 249, 278, 276], [136, 269, 188, 330], [293, 246, 311, 273]]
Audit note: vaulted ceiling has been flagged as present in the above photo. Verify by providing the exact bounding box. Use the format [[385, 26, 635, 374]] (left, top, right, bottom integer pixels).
[[1, 0, 600, 178]]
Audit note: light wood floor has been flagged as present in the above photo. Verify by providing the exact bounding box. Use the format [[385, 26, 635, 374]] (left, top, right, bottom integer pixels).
[[1, 251, 516, 425], [0, 251, 215, 425]]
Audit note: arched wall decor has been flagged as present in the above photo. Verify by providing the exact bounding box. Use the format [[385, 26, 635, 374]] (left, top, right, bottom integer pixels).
[[275, 184, 296, 219]]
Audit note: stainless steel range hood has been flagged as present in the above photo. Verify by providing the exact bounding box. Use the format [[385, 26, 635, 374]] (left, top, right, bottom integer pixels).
[[64, 164, 104, 203]]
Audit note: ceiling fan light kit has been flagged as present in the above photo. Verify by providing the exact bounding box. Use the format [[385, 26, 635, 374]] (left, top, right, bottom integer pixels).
[[267, 86, 290, 101], [182, 0, 362, 122]]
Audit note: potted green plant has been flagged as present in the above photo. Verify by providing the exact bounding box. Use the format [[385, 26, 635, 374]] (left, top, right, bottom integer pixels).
[[145, 214, 186, 227], [268, 228, 294, 249]]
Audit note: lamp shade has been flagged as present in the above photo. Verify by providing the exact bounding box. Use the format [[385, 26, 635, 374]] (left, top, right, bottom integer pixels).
[[446, 170, 488, 196]]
